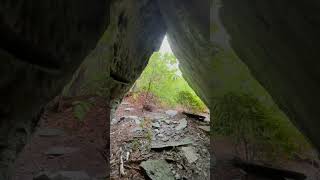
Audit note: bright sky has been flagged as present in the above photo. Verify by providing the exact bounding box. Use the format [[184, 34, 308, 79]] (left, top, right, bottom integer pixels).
[[159, 35, 172, 53], [158, 35, 182, 76]]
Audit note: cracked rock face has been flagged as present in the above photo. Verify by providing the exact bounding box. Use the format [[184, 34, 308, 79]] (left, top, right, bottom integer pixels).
[[1, 0, 320, 179]]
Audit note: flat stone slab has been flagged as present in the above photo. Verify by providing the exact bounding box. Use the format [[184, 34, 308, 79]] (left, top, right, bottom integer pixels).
[[198, 126, 210, 132], [140, 160, 175, 180], [151, 137, 193, 150], [181, 146, 199, 164], [45, 147, 79, 156], [38, 128, 65, 137], [34, 171, 94, 180], [175, 118, 188, 131]]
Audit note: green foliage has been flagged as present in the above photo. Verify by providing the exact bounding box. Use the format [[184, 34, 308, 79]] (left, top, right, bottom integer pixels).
[[211, 92, 310, 161], [134, 52, 207, 112], [176, 91, 206, 112], [132, 139, 140, 152], [72, 100, 92, 122]]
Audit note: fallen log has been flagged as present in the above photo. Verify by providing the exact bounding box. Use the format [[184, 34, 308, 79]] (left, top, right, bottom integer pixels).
[[233, 158, 307, 180], [182, 112, 206, 121]]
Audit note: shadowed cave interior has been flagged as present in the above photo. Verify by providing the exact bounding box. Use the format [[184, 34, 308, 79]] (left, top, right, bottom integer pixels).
[[0, 0, 320, 179]]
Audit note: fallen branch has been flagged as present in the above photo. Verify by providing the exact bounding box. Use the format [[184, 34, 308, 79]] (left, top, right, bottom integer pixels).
[[233, 158, 306, 180], [119, 147, 126, 177]]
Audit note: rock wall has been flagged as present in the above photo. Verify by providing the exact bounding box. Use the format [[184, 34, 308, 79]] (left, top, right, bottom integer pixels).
[[216, 0, 320, 151], [0, 1, 110, 179], [157, 0, 284, 176], [63, 0, 166, 117]]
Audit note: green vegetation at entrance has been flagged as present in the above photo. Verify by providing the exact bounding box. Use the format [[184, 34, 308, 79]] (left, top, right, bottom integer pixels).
[[132, 52, 207, 112]]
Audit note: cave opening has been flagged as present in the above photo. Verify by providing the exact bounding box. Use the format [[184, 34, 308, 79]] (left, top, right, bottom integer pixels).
[[110, 35, 211, 179]]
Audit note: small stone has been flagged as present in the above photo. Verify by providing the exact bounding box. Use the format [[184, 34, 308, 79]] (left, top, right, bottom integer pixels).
[[181, 146, 199, 164], [152, 122, 161, 129], [154, 129, 160, 134], [175, 118, 188, 131], [131, 127, 142, 133], [111, 118, 118, 125], [175, 174, 181, 179], [165, 110, 178, 117], [162, 137, 170, 142], [177, 164, 183, 169], [122, 115, 140, 125], [134, 118, 141, 125], [164, 119, 171, 124], [202, 148, 207, 153], [157, 134, 164, 138]]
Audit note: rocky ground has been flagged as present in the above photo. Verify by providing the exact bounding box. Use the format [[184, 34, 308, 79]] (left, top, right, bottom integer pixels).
[[12, 95, 318, 180], [110, 99, 211, 180]]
